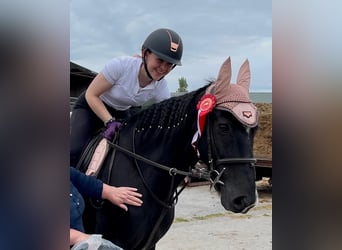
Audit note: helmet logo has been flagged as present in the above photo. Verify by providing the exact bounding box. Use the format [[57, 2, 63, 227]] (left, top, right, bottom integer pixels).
[[170, 42, 179, 52], [166, 30, 180, 52]]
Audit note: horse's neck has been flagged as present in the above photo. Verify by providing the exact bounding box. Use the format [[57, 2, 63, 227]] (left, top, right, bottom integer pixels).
[[130, 95, 203, 170]]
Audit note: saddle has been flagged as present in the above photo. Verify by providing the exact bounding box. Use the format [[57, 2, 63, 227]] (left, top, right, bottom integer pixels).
[[76, 131, 118, 177]]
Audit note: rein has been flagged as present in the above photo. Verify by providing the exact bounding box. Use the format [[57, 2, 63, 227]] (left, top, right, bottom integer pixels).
[[107, 140, 203, 180], [107, 133, 192, 250], [107, 132, 193, 209], [106, 118, 257, 190]]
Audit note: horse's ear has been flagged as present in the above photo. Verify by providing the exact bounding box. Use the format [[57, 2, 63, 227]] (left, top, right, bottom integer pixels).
[[216, 57, 232, 86], [236, 59, 250, 91]]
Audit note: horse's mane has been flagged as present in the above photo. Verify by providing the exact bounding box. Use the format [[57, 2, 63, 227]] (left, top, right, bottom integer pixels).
[[126, 84, 208, 130]]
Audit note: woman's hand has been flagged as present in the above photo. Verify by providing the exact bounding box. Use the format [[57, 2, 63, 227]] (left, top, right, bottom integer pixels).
[[70, 228, 90, 246], [102, 184, 143, 211]]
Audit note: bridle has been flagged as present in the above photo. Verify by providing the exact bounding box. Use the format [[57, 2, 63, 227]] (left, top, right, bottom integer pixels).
[[107, 122, 256, 198], [201, 113, 257, 188]]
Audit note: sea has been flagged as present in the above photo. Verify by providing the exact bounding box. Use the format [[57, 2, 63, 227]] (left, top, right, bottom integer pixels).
[[250, 92, 272, 103], [171, 92, 272, 103], [70, 92, 272, 110]]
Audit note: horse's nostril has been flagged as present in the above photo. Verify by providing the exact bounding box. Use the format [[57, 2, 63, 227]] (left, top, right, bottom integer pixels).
[[232, 195, 256, 213], [234, 196, 247, 207]]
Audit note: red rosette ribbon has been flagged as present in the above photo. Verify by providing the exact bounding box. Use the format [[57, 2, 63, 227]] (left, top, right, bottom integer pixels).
[[196, 94, 217, 135]]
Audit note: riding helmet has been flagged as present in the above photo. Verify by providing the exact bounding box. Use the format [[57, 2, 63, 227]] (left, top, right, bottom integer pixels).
[[142, 28, 183, 66]]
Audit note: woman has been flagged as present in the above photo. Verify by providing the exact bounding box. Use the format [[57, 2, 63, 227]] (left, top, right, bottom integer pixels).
[[70, 28, 183, 167], [70, 167, 143, 249]]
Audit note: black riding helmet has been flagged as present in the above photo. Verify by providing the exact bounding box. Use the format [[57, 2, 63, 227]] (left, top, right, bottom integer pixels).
[[142, 28, 183, 66], [141, 28, 183, 80]]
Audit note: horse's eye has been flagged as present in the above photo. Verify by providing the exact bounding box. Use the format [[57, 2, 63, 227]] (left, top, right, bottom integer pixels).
[[219, 124, 230, 133]]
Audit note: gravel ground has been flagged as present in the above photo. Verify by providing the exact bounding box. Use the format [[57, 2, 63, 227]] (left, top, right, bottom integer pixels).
[[157, 179, 272, 250]]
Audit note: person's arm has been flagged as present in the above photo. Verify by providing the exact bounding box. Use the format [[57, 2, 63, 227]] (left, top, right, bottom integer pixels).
[[71, 167, 143, 210], [70, 167, 103, 199], [85, 72, 114, 124], [70, 228, 89, 246], [102, 184, 143, 211]]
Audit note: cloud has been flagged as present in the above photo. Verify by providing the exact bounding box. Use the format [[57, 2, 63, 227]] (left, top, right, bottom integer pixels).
[[70, 0, 272, 92]]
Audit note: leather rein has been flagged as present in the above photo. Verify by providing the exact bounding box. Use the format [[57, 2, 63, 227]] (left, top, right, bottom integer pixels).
[[107, 114, 257, 192]]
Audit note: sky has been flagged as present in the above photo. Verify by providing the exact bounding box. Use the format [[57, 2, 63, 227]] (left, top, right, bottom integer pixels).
[[70, 0, 272, 93]]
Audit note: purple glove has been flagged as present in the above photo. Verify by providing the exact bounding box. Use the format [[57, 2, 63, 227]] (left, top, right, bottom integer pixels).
[[102, 120, 122, 140]]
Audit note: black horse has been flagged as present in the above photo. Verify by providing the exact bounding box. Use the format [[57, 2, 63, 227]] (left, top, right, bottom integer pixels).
[[78, 57, 259, 250]]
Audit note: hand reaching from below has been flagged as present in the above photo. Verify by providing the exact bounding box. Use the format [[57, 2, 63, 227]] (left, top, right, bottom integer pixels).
[[102, 184, 143, 211]]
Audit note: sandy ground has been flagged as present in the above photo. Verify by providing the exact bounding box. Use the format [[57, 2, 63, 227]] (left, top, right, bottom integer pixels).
[[157, 179, 272, 250]]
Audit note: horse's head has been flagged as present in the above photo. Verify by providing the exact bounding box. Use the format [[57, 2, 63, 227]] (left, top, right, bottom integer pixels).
[[195, 57, 259, 213]]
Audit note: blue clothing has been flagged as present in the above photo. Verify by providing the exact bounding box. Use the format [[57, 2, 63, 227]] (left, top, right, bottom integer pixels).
[[70, 167, 103, 232]]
